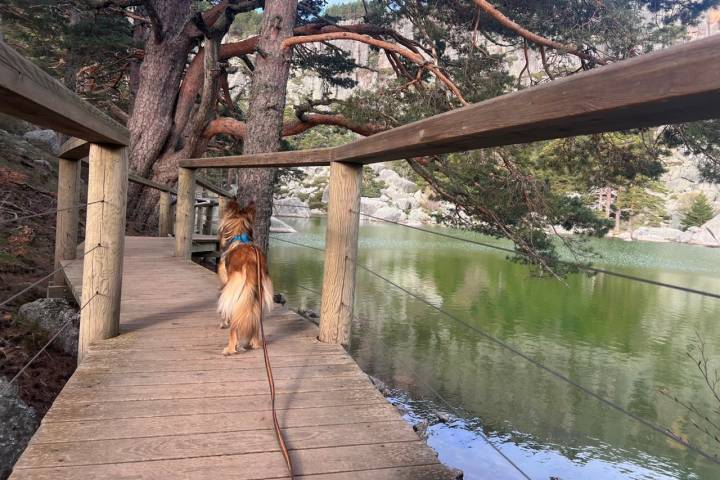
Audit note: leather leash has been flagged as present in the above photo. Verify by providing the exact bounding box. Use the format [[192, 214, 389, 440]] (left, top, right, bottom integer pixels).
[[255, 246, 294, 478]]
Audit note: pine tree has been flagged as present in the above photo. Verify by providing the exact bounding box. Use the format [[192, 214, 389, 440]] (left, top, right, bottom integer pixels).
[[682, 193, 716, 229]]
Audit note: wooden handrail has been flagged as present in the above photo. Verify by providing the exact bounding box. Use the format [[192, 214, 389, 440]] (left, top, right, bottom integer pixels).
[[196, 177, 233, 198], [0, 41, 129, 145], [76, 157, 176, 193], [181, 33, 720, 169]]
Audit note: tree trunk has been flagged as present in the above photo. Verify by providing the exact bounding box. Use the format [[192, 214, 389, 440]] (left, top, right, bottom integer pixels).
[[125, 2, 194, 231], [614, 208, 621, 234], [236, 0, 298, 254]]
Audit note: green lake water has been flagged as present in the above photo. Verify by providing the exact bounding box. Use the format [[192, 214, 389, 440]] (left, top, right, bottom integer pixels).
[[268, 217, 720, 480]]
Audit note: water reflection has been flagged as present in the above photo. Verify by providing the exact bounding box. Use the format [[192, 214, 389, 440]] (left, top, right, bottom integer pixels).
[[269, 218, 720, 479]]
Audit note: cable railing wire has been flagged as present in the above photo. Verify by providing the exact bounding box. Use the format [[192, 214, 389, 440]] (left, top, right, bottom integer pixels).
[[1, 290, 100, 397], [268, 234, 720, 465], [0, 200, 104, 226], [0, 243, 103, 308], [290, 280, 533, 480], [271, 202, 720, 300]]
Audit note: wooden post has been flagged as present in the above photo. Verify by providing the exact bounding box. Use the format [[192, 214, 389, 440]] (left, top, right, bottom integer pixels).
[[174, 167, 196, 258], [51, 157, 81, 287], [158, 191, 172, 237], [319, 161, 362, 345], [78, 144, 128, 363], [203, 204, 215, 234], [195, 204, 204, 234]]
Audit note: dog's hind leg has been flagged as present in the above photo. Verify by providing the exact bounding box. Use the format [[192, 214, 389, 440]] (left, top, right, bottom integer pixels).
[[222, 324, 239, 356]]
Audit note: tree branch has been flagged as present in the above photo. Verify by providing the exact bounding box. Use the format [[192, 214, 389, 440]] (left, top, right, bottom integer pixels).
[[474, 0, 607, 65], [203, 113, 383, 139], [282, 31, 468, 105]]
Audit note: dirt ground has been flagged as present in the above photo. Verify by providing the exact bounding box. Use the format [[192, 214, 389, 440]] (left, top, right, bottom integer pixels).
[[0, 116, 77, 414]]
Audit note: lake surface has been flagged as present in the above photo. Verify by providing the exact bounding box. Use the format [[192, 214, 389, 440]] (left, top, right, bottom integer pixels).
[[268, 217, 720, 480]]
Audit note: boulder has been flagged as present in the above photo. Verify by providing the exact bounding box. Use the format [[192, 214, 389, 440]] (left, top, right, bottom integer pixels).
[[682, 214, 720, 246], [370, 206, 407, 223], [384, 175, 419, 194], [631, 227, 683, 243], [0, 378, 39, 479], [273, 197, 310, 218], [18, 298, 79, 356], [367, 163, 386, 175], [359, 197, 388, 216], [321, 186, 330, 204], [407, 209, 432, 225], [378, 169, 400, 182], [23, 129, 60, 155]]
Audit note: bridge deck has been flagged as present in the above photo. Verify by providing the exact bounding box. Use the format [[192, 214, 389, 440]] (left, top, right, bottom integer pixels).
[[10, 237, 456, 479]]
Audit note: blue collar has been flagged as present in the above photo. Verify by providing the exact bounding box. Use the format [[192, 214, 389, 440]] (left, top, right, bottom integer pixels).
[[230, 232, 252, 245]]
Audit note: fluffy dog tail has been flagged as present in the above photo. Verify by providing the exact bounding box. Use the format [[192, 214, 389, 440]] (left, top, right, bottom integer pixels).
[[218, 263, 274, 353]]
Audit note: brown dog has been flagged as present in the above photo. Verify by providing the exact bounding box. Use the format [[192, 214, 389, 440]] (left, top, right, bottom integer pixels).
[[216, 201, 274, 355]]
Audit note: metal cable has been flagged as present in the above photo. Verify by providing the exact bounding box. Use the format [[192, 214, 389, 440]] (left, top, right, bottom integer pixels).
[[0, 244, 103, 308], [291, 281, 532, 479], [0, 200, 104, 226], [1, 291, 99, 397], [271, 202, 720, 300], [269, 235, 720, 465]]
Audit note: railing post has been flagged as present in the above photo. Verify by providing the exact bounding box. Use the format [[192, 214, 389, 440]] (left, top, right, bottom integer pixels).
[[78, 144, 128, 363], [203, 204, 215, 234], [51, 157, 81, 289], [158, 191, 172, 237], [174, 167, 196, 258], [319, 161, 362, 345]]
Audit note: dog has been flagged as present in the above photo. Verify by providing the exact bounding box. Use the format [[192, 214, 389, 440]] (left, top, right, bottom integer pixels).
[[216, 200, 274, 356]]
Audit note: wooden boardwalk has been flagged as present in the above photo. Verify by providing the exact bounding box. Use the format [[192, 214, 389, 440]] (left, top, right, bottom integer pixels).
[[10, 237, 457, 479]]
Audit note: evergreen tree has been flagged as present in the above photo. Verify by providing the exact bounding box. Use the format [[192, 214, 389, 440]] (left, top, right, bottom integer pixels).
[[682, 193, 716, 229]]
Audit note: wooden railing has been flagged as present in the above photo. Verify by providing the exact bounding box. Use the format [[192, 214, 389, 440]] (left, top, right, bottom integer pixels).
[[2, 33, 720, 358], [176, 33, 720, 346]]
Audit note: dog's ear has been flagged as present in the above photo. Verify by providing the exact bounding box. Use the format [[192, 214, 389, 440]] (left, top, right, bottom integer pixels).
[[226, 200, 241, 215]]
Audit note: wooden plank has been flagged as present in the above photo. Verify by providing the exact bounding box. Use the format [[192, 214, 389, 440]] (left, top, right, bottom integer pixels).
[[0, 42, 128, 145], [320, 162, 362, 345], [45, 390, 387, 423], [181, 34, 720, 169], [181, 147, 334, 168], [57, 137, 89, 160], [10, 235, 457, 479], [78, 144, 127, 362], [10, 442, 449, 480]]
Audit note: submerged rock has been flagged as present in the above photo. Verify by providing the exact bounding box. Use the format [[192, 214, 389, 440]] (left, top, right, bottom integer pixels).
[[18, 298, 79, 356], [0, 378, 39, 479]]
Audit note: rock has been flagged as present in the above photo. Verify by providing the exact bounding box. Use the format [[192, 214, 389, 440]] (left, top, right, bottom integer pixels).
[[436, 411, 452, 423], [386, 176, 419, 194], [18, 298, 79, 356], [407, 209, 432, 225], [371, 206, 407, 223], [310, 208, 325, 216], [0, 378, 39, 479], [273, 197, 310, 218], [23, 129, 60, 154], [359, 197, 388, 216], [394, 198, 413, 211], [367, 163, 386, 175], [631, 227, 683, 243], [378, 169, 401, 182], [413, 419, 430, 440], [321, 186, 330, 204], [682, 214, 720, 246]]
